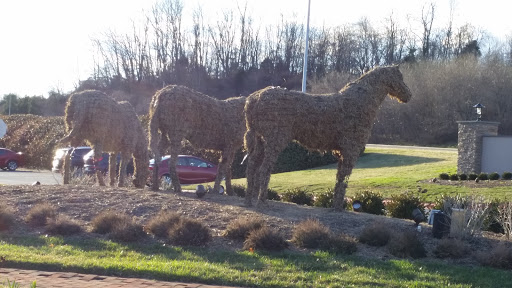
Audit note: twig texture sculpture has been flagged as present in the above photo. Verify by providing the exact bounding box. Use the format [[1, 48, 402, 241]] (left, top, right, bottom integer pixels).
[[244, 65, 412, 210], [60, 90, 148, 188], [148, 85, 246, 195]]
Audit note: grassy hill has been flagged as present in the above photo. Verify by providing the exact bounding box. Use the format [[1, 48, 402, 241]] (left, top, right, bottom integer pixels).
[[218, 145, 512, 202]]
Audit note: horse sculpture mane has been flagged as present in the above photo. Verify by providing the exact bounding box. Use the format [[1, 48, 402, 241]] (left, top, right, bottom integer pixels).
[[244, 65, 412, 209]]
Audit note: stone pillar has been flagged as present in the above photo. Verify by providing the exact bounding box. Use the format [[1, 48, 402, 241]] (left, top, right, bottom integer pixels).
[[457, 121, 499, 174]]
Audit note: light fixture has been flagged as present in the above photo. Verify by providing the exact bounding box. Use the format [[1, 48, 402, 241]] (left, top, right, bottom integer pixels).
[[473, 103, 484, 121]]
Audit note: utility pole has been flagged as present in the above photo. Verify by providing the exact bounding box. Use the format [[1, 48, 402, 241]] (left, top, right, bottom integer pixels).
[[301, 0, 311, 93]]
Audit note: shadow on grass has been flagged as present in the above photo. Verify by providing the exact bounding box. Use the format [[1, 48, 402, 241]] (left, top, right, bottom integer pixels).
[[355, 153, 444, 169]]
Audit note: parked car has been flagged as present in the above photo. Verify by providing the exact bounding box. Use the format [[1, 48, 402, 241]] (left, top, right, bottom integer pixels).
[[148, 155, 221, 191], [83, 150, 134, 176], [51, 146, 92, 173], [0, 148, 23, 171]]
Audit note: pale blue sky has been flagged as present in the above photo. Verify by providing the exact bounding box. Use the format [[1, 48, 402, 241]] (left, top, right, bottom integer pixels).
[[0, 0, 510, 97]]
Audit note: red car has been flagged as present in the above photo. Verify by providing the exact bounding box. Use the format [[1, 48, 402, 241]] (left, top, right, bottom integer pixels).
[[149, 155, 219, 187], [0, 148, 23, 171]]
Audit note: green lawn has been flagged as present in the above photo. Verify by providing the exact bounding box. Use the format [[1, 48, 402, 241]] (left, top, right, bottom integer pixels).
[[223, 146, 512, 202], [1, 234, 512, 287]]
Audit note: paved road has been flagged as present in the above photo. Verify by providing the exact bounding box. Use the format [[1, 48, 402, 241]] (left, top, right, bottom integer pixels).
[[0, 169, 63, 185]]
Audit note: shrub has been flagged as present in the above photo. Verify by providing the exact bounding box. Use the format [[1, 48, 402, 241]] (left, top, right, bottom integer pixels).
[[232, 184, 247, 198], [449, 174, 459, 181], [168, 218, 211, 246], [224, 217, 265, 240], [267, 188, 281, 201], [439, 173, 449, 180], [291, 219, 330, 249], [489, 172, 500, 181], [477, 173, 489, 180], [325, 233, 358, 255], [459, 173, 468, 180], [25, 203, 57, 227], [0, 204, 16, 231], [45, 215, 82, 236], [231, 185, 279, 201], [386, 192, 424, 220], [243, 226, 288, 252], [432, 194, 469, 212], [281, 188, 314, 206], [353, 190, 385, 215], [358, 221, 392, 247], [433, 238, 469, 259], [90, 210, 132, 234], [110, 221, 145, 242], [314, 189, 334, 208], [145, 211, 182, 238], [502, 171, 512, 180], [468, 173, 478, 180], [387, 231, 426, 259], [484, 198, 504, 234], [476, 244, 512, 269]]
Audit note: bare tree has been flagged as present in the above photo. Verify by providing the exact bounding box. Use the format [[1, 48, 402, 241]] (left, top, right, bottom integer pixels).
[[421, 3, 435, 59]]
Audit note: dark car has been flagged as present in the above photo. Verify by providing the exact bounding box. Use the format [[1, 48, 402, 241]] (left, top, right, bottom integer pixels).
[[0, 148, 23, 171], [83, 150, 134, 176], [149, 155, 219, 189], [51, 146, 92, 173]]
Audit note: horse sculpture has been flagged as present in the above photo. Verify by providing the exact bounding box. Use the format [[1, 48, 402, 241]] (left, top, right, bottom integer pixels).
[[244, 65, 412, 210], [148, 85, 246, 195], [60, 90, 148, 188]]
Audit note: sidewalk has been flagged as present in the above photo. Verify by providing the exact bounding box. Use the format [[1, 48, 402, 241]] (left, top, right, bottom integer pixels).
[[0, 268, 239, 288]]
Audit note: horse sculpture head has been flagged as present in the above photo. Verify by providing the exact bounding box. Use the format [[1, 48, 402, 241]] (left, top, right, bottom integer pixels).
[[383, 65, 412, 103]]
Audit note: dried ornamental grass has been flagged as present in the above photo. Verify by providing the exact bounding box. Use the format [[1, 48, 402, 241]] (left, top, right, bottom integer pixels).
[[60, 90, 148, 188], [167, 217, 212, 246], [224, 217, 265, 240], [244, 66, 411, 210], [25, 203, 57, 227], [243, 226, 288, 252], [0, 204, 16, 231], [359, 220, 392, 247], [148, 85, 246, 195], [145, 210, 182, 238], [45, 215, 83, 236], [90, 210, 133, 234], [291, 219, 331, 249]]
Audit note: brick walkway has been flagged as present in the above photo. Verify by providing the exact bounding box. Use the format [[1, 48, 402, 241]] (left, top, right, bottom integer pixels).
[[0, 268, 239, 288]]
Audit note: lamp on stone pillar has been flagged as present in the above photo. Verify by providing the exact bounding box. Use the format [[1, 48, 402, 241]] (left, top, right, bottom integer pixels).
[[473, 103, 484, 121]]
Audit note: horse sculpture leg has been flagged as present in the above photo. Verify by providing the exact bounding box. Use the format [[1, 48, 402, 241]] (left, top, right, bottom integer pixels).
[[168, 139, 182, 193], [214, 148, 235, 195], [63, 150, 71, 185], [109, 153, 116, 186], [118, 152, 129, 187], [256, 133, 291, 207], [223, 149, 236, 196], [94, 146, 106, 186], [333, 150, 359, 211], [245, 130, 264, 206]]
